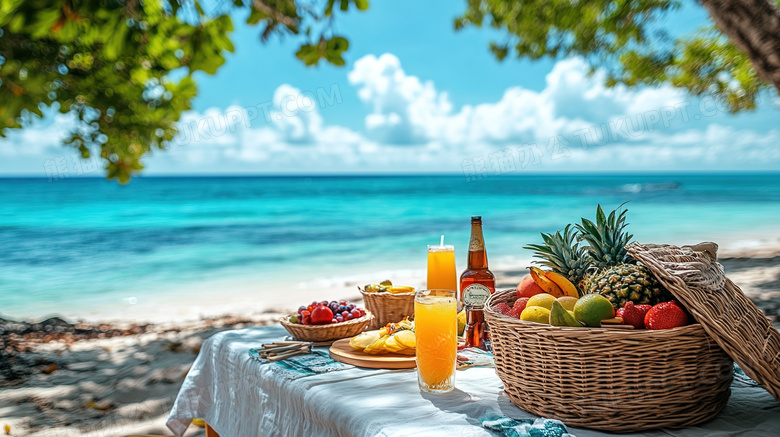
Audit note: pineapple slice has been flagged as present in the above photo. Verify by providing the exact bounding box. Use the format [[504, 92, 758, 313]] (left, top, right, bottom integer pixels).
[[383, 335, 405, 352], [394, 330, 416, 349], [364, 335, 389, 354], [349, 330, 381, 350]]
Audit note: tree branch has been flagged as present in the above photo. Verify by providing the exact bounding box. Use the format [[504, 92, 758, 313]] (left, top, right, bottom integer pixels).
[[699, 0, 780, 94], [252, 1, 299, 30]]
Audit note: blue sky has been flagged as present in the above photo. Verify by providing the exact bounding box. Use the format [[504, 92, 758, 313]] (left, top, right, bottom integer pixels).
[[1, 0, 779, 176]]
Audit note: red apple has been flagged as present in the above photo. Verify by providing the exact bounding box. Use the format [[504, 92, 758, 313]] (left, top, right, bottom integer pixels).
[[310, 306, 334, 325]]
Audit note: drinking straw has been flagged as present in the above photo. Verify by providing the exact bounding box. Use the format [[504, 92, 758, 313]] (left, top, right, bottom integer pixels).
[[440, 235, 445, 246]]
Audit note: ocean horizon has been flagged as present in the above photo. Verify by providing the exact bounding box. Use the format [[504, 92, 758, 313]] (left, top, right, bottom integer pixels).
[[2, 173, 780, 322]]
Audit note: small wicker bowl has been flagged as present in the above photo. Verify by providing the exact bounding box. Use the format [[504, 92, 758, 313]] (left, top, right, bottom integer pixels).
[[280, 311, 374, 342], [360, 290, 415, 330], [486, 288, 733, 433]]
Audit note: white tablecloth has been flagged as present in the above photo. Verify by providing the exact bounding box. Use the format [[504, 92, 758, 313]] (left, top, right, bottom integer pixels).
[[166, 325, 780, 437]]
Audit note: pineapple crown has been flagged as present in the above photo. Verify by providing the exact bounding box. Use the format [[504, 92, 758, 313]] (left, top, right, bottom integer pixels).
[[576, 203, 635, 267], [523, 224, 591, 284]]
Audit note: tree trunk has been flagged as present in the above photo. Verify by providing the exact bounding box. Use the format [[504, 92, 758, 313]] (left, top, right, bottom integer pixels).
[[699, 0, 780, 94]]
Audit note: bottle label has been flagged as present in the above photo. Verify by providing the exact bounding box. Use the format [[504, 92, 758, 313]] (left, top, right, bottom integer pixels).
[[463, 283, 491, 307], [469, 233, 485, 251]]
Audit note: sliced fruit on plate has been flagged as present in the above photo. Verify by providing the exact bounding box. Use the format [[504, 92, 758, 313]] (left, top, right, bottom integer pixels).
[[349, 331, 381, 350], [364, 336, 388, 354], [383, 335, 404, 352], [394, 330, 416, 348]]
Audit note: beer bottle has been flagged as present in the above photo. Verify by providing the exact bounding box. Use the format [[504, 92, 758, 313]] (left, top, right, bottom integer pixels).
[[459, 216, 495, 349]]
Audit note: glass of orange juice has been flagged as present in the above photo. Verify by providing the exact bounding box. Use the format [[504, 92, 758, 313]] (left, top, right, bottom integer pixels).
[[415, 289, 458, 393], [426, 243, 457, 292]]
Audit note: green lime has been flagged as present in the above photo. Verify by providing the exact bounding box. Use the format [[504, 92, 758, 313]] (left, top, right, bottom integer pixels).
[[573, 294, 615, 327]]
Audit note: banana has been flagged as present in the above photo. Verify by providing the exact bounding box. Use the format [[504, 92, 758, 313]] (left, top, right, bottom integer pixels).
[[387, 286, 415, 294], [544, 271, 580, 298], [529, 267, 564, 297]]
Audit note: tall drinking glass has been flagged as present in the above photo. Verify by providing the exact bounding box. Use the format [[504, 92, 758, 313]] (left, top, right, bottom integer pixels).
[[426, 244, 457, 292], [414, 289, 458, 393]]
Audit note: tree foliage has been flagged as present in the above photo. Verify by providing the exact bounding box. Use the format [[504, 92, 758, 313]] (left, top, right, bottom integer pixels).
[[456, 0, 776, 114], [0, 0, 365, 182], [2, 0, 777, 182]]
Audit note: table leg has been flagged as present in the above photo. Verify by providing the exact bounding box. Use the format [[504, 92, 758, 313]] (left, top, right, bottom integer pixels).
[[206, 424, 221, 437]]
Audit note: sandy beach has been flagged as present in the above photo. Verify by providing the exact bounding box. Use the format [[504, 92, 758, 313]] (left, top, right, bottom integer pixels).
[[2, 241, 780, 437]]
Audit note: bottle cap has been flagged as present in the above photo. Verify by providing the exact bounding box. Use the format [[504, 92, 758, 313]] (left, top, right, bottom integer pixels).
[[471, 216, 482, 221]]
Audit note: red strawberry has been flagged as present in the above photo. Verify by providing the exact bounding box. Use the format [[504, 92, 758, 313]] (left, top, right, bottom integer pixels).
[[619, 302, 648, 329], [645, 301, 689, 330], [635, 304, 652, 320], [635, 304, 653, 313], [506, 298, 529, 319], [513, 297, 529, 312], [494, 303, 512, 315]]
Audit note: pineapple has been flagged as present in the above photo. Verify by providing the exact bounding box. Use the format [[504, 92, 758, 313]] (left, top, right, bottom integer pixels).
[[582, 264, 670, 309], [523, 224, 591, 293], [577, 204, 672, 309]]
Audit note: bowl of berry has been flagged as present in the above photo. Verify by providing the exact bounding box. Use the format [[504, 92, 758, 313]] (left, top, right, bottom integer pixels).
[[280, 300, 374, 342]]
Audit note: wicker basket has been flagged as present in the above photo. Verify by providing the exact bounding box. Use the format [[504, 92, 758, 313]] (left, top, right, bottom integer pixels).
[[280, 311, 374, 342], [360, 290, 415, 329], [628, 242, 780, 401], [486, 287, 734, 433]]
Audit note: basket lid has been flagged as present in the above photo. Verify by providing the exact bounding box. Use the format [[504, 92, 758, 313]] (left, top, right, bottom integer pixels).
[[627, 242, 780, 401]]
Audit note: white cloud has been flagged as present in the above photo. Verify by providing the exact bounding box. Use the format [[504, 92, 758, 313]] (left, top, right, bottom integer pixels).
[[2, 54, 778, 175], [0, 108, 76, 157]]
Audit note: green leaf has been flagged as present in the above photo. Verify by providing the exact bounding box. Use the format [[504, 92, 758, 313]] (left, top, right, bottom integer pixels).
[[104, 18, 130, 60], [324, 36, 349, 66], [295, 44, 322, 66], [325, 0, 336, 16], [247, 7, 266, 25]]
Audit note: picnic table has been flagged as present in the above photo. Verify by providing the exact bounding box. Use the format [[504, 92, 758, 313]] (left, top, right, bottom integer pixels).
[[166, 325, 780, 437]]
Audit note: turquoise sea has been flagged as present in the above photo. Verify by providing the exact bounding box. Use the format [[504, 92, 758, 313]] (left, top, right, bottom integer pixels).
[[1, 174, 779, 321]]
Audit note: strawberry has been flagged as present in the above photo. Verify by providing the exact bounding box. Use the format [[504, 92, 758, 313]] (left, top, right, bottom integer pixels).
[[494, 302, 511, 315], [618, 301, 651, 329], [636, 304, 652, 317], [645, 301, 689, 330], [506, 298, 529, 319]]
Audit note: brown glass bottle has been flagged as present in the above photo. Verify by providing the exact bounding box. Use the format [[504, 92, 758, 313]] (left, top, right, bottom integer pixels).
[[459, 216, 495, 350]]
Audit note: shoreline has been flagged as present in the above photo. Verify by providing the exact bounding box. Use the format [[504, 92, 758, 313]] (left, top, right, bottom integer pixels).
[[3, 236, 780, 325]]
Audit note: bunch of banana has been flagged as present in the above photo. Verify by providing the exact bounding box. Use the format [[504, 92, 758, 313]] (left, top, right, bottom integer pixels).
[[361, 280, 415, 294], [349, 317, 415, 355]]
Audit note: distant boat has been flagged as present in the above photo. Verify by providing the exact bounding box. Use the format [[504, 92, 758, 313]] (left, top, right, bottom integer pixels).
[[621, 182, 681, 193]]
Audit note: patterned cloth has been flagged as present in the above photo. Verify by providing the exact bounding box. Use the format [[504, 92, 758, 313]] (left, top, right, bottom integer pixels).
[[248, 349, 352, 380], [482, 417, 573, 437], [456, 347, 495, 369]]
